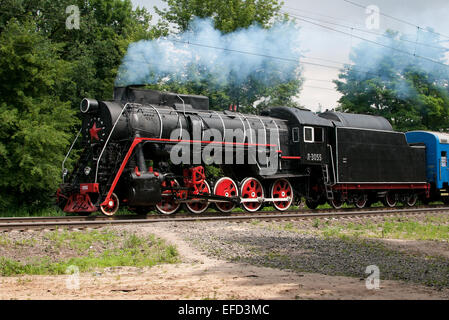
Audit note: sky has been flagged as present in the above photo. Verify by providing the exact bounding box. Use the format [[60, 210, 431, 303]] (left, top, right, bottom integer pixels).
[[131, 0, 449, 111]]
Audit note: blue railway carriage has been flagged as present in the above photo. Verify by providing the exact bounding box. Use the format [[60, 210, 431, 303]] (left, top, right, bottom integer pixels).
[[405, 131, 449, 203]]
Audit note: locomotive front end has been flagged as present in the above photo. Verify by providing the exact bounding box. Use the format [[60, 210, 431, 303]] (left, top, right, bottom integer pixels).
[[59, 89, 170, 216], [58, 97, 129, 215]]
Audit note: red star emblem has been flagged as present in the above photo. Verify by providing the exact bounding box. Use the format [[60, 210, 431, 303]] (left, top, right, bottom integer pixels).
[[89, 122, 102, 141]]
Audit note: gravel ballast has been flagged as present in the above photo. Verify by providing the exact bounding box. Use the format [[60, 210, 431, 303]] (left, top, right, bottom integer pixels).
[[160, 220, 449, 289]]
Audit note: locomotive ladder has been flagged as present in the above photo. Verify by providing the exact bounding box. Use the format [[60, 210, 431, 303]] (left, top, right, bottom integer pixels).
[[322, 164, 334, 200]]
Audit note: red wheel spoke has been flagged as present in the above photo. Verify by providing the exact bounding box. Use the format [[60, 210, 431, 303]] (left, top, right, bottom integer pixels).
[[186, 181, 210, 214], [214, 177, 238, 213], [271, 179, 293, 211], [156, 180, 181, 214], [240, 178, 264, 213]]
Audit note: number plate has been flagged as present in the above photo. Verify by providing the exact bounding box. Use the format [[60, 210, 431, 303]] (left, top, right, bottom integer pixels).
[[306, 153, 322, 161]]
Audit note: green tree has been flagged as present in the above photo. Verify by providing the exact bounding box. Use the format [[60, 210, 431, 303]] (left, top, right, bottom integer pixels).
[[0, 19, 77, 209], [335, 30, 449, 131], [1, 0, 159, 108], [152, 0, 302, 112], [155, 0, 284, 33], [0, 0, 161, 210]]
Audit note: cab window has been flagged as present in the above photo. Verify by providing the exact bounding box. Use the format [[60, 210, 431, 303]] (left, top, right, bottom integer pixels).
[[304, 127, 314, 143], [292, 127, 300, 142], [304, 127, 324, 143]]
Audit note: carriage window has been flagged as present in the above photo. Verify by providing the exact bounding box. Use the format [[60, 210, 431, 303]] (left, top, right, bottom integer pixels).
[[292, 127, 300, 142], [314, 127, 324, 143], [304, 127, 313, 143], [442, 151, 447, 167]]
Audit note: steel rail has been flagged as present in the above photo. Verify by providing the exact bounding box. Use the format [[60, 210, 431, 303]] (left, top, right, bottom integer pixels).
[[0, 206, 448, 232], [0, 204, 444, 223]]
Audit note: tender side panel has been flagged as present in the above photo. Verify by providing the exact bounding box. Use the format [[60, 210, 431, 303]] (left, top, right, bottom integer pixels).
[[336, 128, 426, 183]]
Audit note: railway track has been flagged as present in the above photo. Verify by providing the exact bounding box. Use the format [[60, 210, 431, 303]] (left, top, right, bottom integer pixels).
[[0, 205, 448, 232]]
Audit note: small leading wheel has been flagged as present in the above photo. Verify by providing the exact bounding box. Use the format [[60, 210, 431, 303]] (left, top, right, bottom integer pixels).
[[214, 177, 238, 213], [271, 179, 294, 211], [100, 193, 119, 216], [156, 179, 181, 215], [406, 194, 418, 207], [383, 192, 397, 208], [240, 177, 264, 212], [354, 195, 368, 209], [185, 181, 211, 214]]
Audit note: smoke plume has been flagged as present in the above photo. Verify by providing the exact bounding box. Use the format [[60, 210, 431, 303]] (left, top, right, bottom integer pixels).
[[343, 28, 449, 97], [116, 18, 302, 87]]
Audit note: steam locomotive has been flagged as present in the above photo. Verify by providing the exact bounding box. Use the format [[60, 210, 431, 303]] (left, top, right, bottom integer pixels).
[[57, 85, 433, 216]]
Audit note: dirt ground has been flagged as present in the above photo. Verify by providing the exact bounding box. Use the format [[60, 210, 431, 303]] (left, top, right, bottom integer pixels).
[[380, 238, 449, 259], [0, 224, 448, 300]]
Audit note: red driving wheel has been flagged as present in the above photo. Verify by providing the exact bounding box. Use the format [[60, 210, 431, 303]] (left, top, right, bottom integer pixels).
[[240, 177, 264, 212], [271, 179, 294, 211], [156, 179, 181, 215], [185, 181, 211, 214], [214, 177, 238, 213]]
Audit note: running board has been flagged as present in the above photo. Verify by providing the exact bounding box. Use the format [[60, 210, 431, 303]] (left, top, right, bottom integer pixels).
[[240, 197, 291, 203], [160, 195, 292, 204], [176, 197, 292, 204]]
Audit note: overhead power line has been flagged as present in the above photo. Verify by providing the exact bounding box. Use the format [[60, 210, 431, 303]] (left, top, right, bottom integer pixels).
[[342, 0, 449, 40], [283, 5, 357, 25], [283, 10, 448, 51], [286, 14, 449, 69], [157, 38, 382, 77], [303, 85, 337, 92]]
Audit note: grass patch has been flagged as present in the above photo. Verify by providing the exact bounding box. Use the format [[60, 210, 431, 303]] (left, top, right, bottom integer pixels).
[[332, 216, 449, 241], [44, 228, 118, 251], [264, 213, 449, 242], [0, 236, 11, 246], [315, 201, 386, 210], [0, 229, 178, 276], [378, 217, 449, 241], [295, 216, 449, 241], [0, 207, 67, 217]]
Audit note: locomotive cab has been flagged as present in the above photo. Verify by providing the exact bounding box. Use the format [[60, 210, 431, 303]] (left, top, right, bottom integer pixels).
[[268, 107, 332, 167]]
